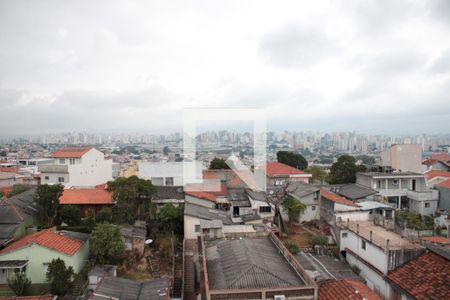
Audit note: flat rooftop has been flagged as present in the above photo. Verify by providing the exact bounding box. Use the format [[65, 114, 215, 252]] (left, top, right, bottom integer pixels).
[[342, 221, 422, 250], [205, 236, 306, 290], [359, 172, 424, 178]]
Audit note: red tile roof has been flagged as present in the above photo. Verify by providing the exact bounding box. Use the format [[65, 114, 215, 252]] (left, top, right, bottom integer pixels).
[[387, 251, 450, 300], [431, 152, 450, 162], [437, 178, 450, 189], [52, 147, 93, 158], [185, 183, 227, 203], [60, 187, 113, 205], [261, 161, 309, 176], [319, 279, 382, 300], [425, 170, 450, 180], [0, 229, 85, 256], [321, 190, 360, 207], [421, 236, 450, 245], [262, 162, 308, 176], [0, 167, 19, 173], [0, 296, 54, 300]]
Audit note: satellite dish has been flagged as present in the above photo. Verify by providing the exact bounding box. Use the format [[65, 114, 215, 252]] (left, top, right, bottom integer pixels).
[[145, 239, 153, 244]]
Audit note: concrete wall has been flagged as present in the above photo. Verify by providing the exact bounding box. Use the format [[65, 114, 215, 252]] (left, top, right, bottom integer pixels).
[[184, 215, 202, 239], [185, 195, 215, 209], [437, 186, 450, 210], [409, 198, 438, 215], [0, 241, 89, 284]]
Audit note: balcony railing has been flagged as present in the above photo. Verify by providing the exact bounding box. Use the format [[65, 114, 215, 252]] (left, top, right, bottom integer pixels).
[[407, 189, 439, 201], [38, 164, 69, 173]]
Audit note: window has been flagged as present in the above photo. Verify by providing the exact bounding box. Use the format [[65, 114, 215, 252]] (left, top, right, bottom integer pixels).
[[58, 177, 64, 183], [165, 177, 174, 186], [43, 262, 49, 273], [342, 232, 348, 238], [385, 210, 393, 220], [44, 176, 49, 180], [392, 180, 398, 186], [361, 240, 366, 250], [275, 179, 284, 186], [425, 202, 430, 208], [259, 206, 271, 213], [311, 205, 316, 211], [69, 158, 76, 165], [59, 158, 65, 164], [314, 191, 319, 200], [194, 225, 200, 233]]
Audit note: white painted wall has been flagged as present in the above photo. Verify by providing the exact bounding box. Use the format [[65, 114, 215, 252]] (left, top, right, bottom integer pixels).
[[184, 215, 202, 239], [346, 252, 391, 299], [139, 161, 202, 186], [340, 229, 388, 274]]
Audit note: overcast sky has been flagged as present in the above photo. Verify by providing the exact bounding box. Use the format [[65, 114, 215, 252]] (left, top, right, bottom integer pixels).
[[0, 0, 449, 135]]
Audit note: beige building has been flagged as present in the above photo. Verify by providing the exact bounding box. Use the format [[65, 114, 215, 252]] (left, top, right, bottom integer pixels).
[[380, 144, 422, 173]]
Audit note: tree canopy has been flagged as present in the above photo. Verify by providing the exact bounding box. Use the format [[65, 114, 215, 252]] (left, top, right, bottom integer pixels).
[[46, 258, 74, 296], [158, 203, 184, 235], [60, 205, 81, 226], [306, 165, 327, 183], [34, 184, 64, 227], [90, 223, 126, 264], [277, 151, 308, 170], [208, 157, 231, 169], [327, 155, 363, 184], [282, 195, 306, 224], [107, 176, 155, 223]]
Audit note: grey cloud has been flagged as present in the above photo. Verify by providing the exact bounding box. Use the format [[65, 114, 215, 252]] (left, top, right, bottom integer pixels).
[[429, 49, 450, 74], [259, 23, 338, 67]]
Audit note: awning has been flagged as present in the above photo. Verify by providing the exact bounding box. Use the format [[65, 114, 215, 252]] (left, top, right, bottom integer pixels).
[[0, 260, 28, 269]]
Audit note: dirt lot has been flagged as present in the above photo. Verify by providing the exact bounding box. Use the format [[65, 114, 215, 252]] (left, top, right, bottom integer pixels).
[[280, 224, 318, 248]]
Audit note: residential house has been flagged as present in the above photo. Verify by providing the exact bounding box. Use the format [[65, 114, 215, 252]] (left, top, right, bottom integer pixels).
[[39, 147, 112, 188], [183, 203, 256, 240], [184, 183, 228, 209], [152, 185, 185, 213], [200, 233, 318, 300], [121, 221, 147, 255], [338, 221, 424, 299], [331, 183, 377, 201], [422, 152, 450, 172], [286, 182, 321, 223], [59, 186, 114, 217], [0, 172, 19, 188], [138, 161, 202, 186], [263, 161, 312, 186], [0, 189, 38, 248], [380, 144, 422, 173], [356, 172, 438, 215], [0, 229, 89, 284], [425, 170, 450, 212], [386, 248, 450, 300], [245, 189, 274, 220]]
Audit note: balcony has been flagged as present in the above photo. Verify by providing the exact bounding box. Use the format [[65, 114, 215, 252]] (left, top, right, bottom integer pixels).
[[407, 189, 439, 202], [38, 164, 68, 173]]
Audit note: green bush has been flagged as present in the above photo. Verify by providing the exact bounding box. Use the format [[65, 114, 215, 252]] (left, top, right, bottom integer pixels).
[[285, 240, 300, 254], [310, 235, 328, 247]]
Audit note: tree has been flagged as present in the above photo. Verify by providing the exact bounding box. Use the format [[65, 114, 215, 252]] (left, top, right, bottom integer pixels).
[[9, 184, 32, 197], [90, 223, 126, 264], [158, 203, 183, 235], [107, 176, 155, 223], [60, 205, 81, 226], [97, 207, 113, 223], [282, 195, 306, 224], [82, 208, 96, 230], [209, 157, 230, 169], [163, 146, 170, 156], [8, 272, 31, 296], [327, 155, 360, 184], [34, 184, 64, 227], [46, 258, 74, 296], [355, 155, 375, 165], [277, 151, 308, 170], [306, 166, 327, 183]]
